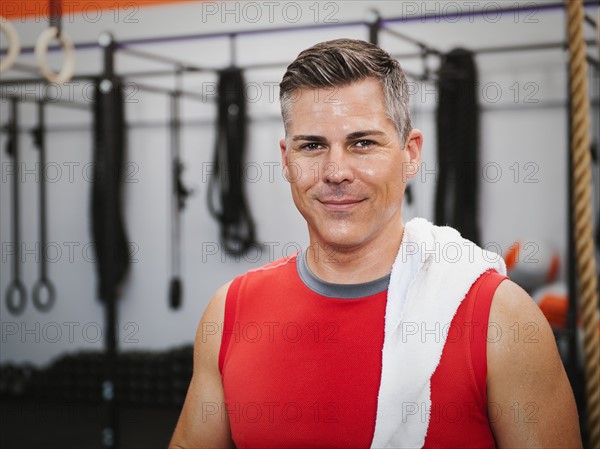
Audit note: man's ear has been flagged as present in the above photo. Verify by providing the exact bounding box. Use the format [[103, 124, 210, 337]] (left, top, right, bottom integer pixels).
[[279, 138, 290, 181], [403, 129, 423, 180], [279, 138, 288, 166]]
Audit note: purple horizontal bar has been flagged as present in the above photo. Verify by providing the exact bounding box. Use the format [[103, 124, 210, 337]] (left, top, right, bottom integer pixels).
[[2, 1, 598, 58], [382, 0, 599, 25]]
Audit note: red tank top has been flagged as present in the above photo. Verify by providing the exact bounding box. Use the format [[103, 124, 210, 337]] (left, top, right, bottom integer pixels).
[[219, 254, 507, 448]]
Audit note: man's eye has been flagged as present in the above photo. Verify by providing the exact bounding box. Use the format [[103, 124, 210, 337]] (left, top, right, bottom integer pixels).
[[354, 140, 375, 149], [301, 143, 323, 151]]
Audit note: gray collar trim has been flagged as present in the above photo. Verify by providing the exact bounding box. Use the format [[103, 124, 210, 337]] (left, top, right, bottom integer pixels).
[[296, 249, 390, 299]]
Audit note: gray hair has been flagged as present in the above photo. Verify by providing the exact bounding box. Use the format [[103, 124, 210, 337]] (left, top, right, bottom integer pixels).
[[279, 38, 412, 145]]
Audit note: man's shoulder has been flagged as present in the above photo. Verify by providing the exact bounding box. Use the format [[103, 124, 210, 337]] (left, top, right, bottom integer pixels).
[[225, 253, 300, 289], [220, 254, 300, 307], [207, 255, 299, 311], [245, 253, 299, 276]]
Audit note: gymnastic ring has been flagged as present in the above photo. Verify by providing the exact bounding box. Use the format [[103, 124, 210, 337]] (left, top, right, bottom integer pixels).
[[6, 280, 27, 316], [35, 26, 75, 84], [0, 16, 21, 73], [32, 278, 56, 313]]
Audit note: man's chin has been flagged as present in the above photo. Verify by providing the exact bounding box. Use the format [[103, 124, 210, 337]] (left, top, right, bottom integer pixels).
[[315, 233, 368, 252]]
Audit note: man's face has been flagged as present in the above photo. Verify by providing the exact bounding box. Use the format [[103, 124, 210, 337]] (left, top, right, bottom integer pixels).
[[280, 77, 422, 251]]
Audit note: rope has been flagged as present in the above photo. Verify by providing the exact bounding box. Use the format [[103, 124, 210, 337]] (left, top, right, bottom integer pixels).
[[565, 1, 600, 446], [49, 0, 62, 35]]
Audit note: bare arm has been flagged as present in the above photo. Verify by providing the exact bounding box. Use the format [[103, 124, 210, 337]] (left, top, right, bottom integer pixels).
[[487, 279, 581, 448], [169, 281, 235, 449]]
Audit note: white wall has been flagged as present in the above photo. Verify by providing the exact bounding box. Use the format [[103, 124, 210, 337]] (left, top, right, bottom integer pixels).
[[1, 1, 598, 366]]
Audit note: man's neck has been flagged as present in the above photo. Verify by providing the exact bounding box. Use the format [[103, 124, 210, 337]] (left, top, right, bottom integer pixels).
[[305, 221, 405, 285]]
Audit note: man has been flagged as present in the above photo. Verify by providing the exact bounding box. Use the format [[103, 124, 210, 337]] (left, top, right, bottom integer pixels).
[[170, 39, 581, 448]]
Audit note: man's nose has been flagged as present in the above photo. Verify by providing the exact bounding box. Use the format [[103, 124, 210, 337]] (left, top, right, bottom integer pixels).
[[323, 145, 355, 184]]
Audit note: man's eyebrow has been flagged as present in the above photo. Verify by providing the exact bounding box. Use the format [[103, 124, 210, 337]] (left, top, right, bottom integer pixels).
[[292, 135, 327, 142], [346, 130, 386, 140], [291, 131, 385, 142]]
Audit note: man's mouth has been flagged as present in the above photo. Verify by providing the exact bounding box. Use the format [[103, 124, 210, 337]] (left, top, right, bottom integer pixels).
[[317, 198, 366, 210]]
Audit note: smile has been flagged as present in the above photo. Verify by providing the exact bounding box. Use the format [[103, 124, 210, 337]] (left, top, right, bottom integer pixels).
[[317, 198, 366, 211]]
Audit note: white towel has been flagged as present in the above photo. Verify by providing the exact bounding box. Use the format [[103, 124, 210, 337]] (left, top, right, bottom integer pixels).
[[371, 217, 507, 448]]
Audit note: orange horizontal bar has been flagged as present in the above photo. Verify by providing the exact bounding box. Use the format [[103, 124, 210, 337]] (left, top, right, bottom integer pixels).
[[1, 0, 195, 21]]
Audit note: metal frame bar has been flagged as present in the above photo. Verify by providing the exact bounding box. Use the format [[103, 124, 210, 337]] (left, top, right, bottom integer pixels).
[[3, 98, 598, 136], [2, 1, 597, 62], [1, 20, 367, 57], [0, 93, 91, 110], [130, 81, 212, 102], [3, 37, 597, 88], [382, 0, 600, 25], [381, 25, 441, 55], [117, 46, 211, 72], [584, 12, 598, 29]]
